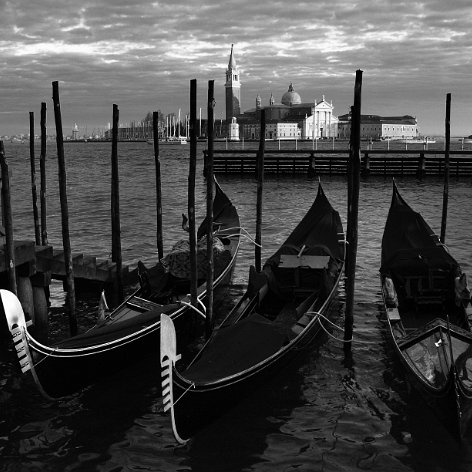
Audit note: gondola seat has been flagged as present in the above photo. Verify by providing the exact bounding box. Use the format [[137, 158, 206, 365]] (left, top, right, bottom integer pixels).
[[402, 269, 452, 310], [273, 254, 330, 298]]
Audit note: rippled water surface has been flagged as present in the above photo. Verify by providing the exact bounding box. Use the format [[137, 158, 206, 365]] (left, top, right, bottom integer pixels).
[[1, 141, 472, 471]]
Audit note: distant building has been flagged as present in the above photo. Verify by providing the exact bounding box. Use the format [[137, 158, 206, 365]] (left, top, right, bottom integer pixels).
[[338, 113, 418, 140], [225, 46, 338, 140], [72, 123, 79, 140], [225, 44, 241, 122], [225, 45, 419, 141], [228, 117, 240, 141]]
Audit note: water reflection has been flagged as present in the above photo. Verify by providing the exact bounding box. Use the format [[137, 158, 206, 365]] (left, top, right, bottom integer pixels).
[[1, 142, 472, 471]]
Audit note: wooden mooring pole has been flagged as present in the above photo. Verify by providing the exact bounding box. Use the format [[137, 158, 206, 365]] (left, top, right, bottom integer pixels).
[[111, 104, 123, 303], [40, 102, 48, 246], [344, 70, 363, 355], [440, 93, 451, 244], [0, 142, 17, 294], [29, 112, 41, 245], [255, 109, 266, 273], [188, 79, 198, 315], [152, 111, 164, 260], [52, 81, 76, 336], [205, 79, 215, 338]]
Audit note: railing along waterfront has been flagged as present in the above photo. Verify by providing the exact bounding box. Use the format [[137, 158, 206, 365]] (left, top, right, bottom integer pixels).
[[203, 149, 472, 177]]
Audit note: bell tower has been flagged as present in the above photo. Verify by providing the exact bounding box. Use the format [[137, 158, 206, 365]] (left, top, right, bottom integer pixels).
[[225, 44, 241, 122]]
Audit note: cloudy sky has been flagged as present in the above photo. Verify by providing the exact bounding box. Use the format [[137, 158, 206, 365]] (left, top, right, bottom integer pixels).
[[1, 0, 472, 137]]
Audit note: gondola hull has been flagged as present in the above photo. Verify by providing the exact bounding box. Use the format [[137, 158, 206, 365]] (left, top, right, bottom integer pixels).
[[161, 183, 346, 443], [170, 278, 341, 440], [2, 177, 240, 399], [380, 181, 472, 441]]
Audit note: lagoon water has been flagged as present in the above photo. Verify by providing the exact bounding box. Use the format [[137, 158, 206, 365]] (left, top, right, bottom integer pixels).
[[1, 140, 472, 471]]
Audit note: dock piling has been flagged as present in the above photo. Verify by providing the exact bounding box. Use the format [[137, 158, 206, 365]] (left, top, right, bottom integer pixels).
[[188, 79, 198, 316], [440, 93, 451, 244], [111, 104, 123, 304], [0, 142, 17, 295], [255, 109, 266, 273], [40, 102, 48, 246], [344, 70, 363, 356], [52, 81, 77, 336], [29, 112, 41, 245], [205, 79, 215, 338], [152, 111, 164, 260]]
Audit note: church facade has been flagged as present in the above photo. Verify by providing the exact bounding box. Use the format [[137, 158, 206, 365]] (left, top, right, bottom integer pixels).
[[225, 46, 338, 140], [224, 45, 418, 142]]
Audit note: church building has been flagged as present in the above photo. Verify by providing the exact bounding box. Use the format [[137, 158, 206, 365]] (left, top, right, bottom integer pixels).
[[224, 45, 419, 142], [225, 46, 338, 141]]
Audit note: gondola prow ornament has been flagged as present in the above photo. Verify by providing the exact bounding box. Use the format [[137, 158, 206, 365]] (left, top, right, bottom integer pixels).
[[160, 313, 188, 444]]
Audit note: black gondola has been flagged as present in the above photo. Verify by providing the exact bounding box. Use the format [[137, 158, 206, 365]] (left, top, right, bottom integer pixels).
[[1, 177, 240, 399], [160, 183, 345, 443], [380, 180, 472, 441]]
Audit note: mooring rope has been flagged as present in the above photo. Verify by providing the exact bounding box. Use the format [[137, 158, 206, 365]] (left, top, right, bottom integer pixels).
[[218, 226, 262, 248], [173, 381, 196, 407], [178, 300, 206, 318], [306, 311, 353, 343]]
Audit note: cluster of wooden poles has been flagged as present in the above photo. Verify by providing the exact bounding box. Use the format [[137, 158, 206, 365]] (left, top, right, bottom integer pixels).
[[0, 82, 134, 336], [1, 75, 454, 348]]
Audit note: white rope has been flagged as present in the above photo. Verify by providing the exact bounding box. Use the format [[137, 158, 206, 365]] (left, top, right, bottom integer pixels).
[[197, 297, 206, 313], [179, 300, 206, 318], [173, 382, 196, 406], [220, 226, 262, 248], [31, 346, 59, 368], [305, 311, 353, 344]]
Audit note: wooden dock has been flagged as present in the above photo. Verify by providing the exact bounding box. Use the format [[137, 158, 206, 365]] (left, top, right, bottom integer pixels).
[[0, 240, 135, 294], [205, 149, 472, 177]]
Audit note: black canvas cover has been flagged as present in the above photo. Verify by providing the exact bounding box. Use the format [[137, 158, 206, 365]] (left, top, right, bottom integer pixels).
[[380, 182, 458, 277]]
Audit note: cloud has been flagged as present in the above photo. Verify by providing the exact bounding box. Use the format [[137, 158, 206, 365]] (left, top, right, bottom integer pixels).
[[1, 0, 472, 136]]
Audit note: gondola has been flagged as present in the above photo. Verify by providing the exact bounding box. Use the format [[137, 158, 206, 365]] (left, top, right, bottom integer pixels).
[[160, 183, 345, 443], [1, 177, 240, 399], [380, 180, 472, 441]]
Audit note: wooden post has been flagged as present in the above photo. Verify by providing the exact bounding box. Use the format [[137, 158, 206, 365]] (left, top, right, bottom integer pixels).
[[111, 104, 123, 303], [345, 70, 363, 354], [205, 79, 215, 339], [29, 112, 41, 245], [153, 111, 164, 260], [40, 102, 48, 246], [345, 105, 354, 277], [0, 142, 17, 294], [308, 151, 315, 178], [417, 152, 426, 179], [362, 151, 370, 177], [255, 109, 266, 273], [188, 80, 198, 313], [440, 93, 451, 244], [52, 81, 76, 336]]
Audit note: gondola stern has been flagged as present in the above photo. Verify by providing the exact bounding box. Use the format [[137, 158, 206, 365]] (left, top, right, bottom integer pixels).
[[160, 313, 189, 445]]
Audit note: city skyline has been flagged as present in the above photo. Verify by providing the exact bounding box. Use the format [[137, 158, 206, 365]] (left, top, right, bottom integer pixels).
[[1, 0, 472, 137]]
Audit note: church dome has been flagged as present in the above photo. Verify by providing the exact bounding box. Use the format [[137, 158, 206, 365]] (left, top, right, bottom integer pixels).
[[281, 83, 301, 106]]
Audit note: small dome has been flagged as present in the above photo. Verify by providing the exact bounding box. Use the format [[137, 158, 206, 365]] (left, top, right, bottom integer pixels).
[[281, 83, 301, 106]]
